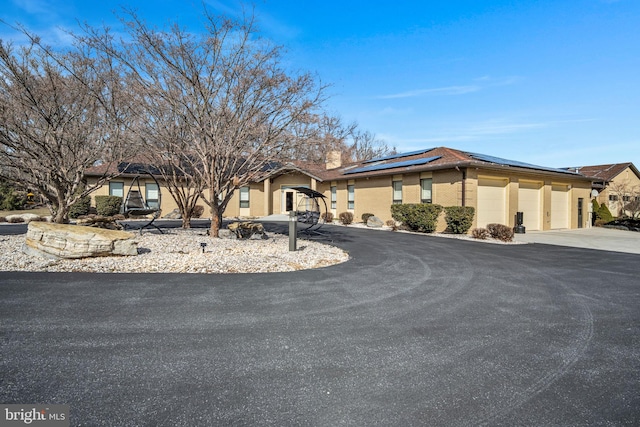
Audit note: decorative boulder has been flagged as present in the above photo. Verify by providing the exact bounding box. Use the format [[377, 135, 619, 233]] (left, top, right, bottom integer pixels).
[[24, 222, 138, 259], [163, 208, 182, 219], [367, 216, 384, 228], [227, 221, 268, 240]]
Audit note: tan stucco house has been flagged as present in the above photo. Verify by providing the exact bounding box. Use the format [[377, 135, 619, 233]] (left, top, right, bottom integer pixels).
[[87, 146, 595, 232], [573, 163, 640, 217]]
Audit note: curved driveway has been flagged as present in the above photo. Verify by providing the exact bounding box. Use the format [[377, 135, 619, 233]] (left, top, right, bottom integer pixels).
[[1, 223, 639, 426]]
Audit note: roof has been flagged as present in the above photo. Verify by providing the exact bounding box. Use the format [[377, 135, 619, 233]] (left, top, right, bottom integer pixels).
[[571, 163, 639, 182], [85, 146, 596, 184], [315, 146, 588, 181]]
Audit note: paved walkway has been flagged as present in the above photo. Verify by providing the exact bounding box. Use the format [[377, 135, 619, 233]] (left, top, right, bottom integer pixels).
[[513, 226, 640, 254]]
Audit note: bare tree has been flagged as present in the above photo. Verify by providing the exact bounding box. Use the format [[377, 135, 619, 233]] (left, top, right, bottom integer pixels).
[[0, 31, 132, 223], [348, 128, 395, 162], [284, 114, 394, 164], [80, 8, 326, 236], [607, 180, 640, 217]]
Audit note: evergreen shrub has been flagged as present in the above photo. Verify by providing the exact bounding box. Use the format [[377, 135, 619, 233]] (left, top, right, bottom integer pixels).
[[444, 206, 475, 234], [390, 203, 443, 233], [69, 196, 91, 219], [95, 196, 122, 216], [597, 202, 614, 223]]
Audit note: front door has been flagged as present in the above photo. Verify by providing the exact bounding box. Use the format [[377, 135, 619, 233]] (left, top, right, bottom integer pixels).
[[286, 191, 294, 211], [578, 198, 583, 228]]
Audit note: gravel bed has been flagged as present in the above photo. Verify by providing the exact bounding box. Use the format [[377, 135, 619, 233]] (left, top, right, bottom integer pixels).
[[0, 229, 349, 274]]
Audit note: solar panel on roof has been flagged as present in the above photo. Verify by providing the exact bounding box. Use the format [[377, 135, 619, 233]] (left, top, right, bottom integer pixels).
[[344, 156, 442, 175], [363, 148, 435, 164], [466, 152, 580, 175]]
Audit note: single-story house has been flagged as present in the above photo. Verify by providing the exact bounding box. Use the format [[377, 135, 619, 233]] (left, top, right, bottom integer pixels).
[[86, 146, 595, 231], [572, 163, 640, 217]]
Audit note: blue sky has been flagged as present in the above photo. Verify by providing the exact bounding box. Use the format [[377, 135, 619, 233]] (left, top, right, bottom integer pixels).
[[1, 0, 638, 168]]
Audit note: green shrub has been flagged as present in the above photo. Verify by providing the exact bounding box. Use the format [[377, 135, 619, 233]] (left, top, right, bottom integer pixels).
[[444, 206, 475, 234], [472, 228, 489, 239], [597, 202, 614, 223], [321, 211, 334, 223], [339, 211, 354, 225], [391, 203, 443, 233], [486, 223, 514, 242], [69, 195, 91, 219], [361, 213, 374, 223], [591, 199, 600, 218], [95, 195, 122, 216]]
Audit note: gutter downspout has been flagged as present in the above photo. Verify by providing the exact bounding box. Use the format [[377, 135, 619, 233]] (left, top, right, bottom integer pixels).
[[456, 166, 467, 207]]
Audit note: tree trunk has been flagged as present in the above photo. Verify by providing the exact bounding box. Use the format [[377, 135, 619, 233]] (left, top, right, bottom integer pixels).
[[181, 215, 192, 229], [210, 204, 221, 238], [53, 202, 68, 224]]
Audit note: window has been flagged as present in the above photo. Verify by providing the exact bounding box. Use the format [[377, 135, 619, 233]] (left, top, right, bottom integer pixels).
[[145, 182, 159, 209], [109, 182, 124, 198], [347, 185, 355, 210], [421, 178, 432, 203], [239, 186, 250, 208], [392, 181, 402, 204], [623, 195, 630, 202], [609, 194, 619, 201], [330, 186, 337, 209]]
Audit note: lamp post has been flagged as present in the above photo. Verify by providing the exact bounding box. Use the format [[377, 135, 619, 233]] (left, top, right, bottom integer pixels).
[[289, 210, 297, 251]]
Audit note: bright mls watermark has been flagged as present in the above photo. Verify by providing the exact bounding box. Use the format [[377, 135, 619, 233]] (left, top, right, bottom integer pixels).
[[1, 405, 69, 427]]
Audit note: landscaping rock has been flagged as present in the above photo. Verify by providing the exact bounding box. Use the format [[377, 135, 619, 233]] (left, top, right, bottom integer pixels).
[[24, 221, 138, 259], [228, 221, 269, 240], [367, 215, 384, 228], [163, 208, 182, 219], [76, 215, 123, 230]]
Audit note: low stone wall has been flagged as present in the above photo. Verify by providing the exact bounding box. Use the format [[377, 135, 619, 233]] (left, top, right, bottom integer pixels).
[[24, 222, 138, 259]]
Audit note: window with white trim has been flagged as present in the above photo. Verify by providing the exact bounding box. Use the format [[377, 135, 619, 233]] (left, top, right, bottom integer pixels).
[[420, 178, 432, 203], [347, 185, 355, 210], [392, 181, 402, 204], [145, 182, 159, 208], [330, 186, 337, 209], [109, 182, 124, 198], [239, 186, 250, 208]]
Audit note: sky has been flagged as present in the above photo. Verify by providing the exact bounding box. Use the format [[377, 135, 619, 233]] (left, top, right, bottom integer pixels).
[[1, 0, 638, 169]]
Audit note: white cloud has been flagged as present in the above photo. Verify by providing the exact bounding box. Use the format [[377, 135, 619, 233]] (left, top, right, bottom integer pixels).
[[376, 75, 521, 99], [377, 85, 481, 99]]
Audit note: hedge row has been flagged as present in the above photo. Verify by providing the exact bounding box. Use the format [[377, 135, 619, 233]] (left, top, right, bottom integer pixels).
[[390, 203, 476, 234]]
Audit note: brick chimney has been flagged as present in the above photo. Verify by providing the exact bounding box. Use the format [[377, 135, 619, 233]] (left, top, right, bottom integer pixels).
[[326, 150, 342, 169]]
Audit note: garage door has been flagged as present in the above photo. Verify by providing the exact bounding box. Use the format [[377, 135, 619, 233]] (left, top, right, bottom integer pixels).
[[551, 184, 569, 229], [518, 181, 542, 231], [477, 178, 507, 227]]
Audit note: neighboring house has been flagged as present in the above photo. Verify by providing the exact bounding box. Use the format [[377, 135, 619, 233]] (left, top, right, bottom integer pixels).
[[573, 163, 640, 217], [86, 146, 594, 231]]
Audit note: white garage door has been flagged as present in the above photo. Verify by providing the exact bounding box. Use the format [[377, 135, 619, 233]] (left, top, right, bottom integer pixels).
[[551, 184, 569, 229], [477, 178, 507, 227], [518, 181, 542, 231]]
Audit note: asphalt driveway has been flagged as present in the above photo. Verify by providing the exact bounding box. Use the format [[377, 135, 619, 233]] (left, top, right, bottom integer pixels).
[[1, 224, 639, 426]]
